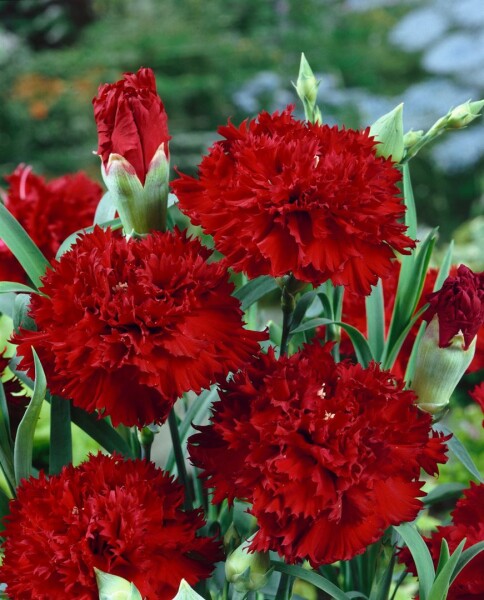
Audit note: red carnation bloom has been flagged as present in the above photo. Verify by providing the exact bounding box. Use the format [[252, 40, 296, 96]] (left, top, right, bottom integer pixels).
[[172, 107, 415, 295], [0, 349, 27, 438], [0, 453, 222, 599], [189, 342, 448, 566], [400, 483, 484, 599], [0, 165, 102, 283], [93, 67, 170, 185], [470, 382, 484, 426], [423, 264, 484, 350], [13, 226, 264, 427]]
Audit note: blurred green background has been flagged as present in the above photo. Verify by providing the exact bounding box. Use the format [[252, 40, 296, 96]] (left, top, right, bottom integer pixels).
[[0, 0, 483, 248]]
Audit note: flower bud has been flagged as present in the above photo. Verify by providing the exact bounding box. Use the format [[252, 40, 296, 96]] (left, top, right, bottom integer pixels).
[[296, 53, 319, 108], [223, 522, 242, 554], [225, 536, 271, 592], [94, 568, 143, 600], [403, 129, 424, 150], [369, 103, 404, 163], [173, 579, 205, 599], [446, 99, 484, 129], [413, 317, 476, 414]]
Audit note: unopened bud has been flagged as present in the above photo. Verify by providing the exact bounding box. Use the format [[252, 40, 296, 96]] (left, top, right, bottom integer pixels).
[[224, 522, 242, 554], [369, 103, 404, 163], [173, 579, 205, 599], [403, 129, 424, 149], [225, 535, 271, 592], [296, 53, 319, 108], [446, 100, 484, 129], [94, 568, 143, 600], [412, 317, 476, 415]]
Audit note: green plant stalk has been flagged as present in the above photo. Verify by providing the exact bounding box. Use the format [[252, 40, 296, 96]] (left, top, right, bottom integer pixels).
[[168, 409, 194, 510], [280, 284, 296, 356]]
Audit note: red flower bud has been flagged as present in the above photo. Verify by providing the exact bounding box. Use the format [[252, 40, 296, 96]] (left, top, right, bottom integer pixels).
[[93, 67, 170, 185], [422, 264, 484, 350]]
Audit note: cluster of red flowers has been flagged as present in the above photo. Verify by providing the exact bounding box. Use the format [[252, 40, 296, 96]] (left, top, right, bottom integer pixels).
[[173, 107, 415, 295], [190, 342, 449, 566], [400, 483, 484, 599], [0, 165, 102, 283], [13, 226, 264, 427], [0, 453, 221, 599]]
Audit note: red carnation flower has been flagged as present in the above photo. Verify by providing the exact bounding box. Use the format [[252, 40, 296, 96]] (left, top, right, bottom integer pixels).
[[0, 165, 102, 283], [13, 226, 265, 427], [423, 264, 484, 350], [189, 342, 448, 566], [172, 107, 415, 295], [93, 67, 170, 185], [470, 382, 484, 426], [0, 453, 222, 599], [400, 483, 484, 599], [0, 349, 27, 438]]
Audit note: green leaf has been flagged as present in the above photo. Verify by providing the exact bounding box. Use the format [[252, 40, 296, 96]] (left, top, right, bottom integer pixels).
[[291, 291, 317, 331], [0, 485, 11, 534], [434, 241, 454, 291], [12, 293, 36, 333], [165, 387, 219, 473], [55, 218, 123, 259], [271, 561, 352, 600], [94, 568, 143, 600], [382, 304, 427, 371], [172, 579, 205, 600], [0, 202, 50, 290], [428, 539, 465, 600], [403, 321, 426, 384], [0, 282, 39, 295], [369, 552, 396, 600], [402, 163, 417, 240], [49, 394, 73, 475], [0, 379, 15, 495], [435, 538, 450, 578], [394, 523, 435, 600], [365, 279, 385, 361], [290, 318, 374, 367], [451, 541, 484, 584], [385, 228, 437, 361], [233, 275, 279, 310], [70, 405, 136, 459], [433, 424, 483, 483], [423, 483, 466, 506], [14, 349, 47, 484], [94, 192, 116, 224]]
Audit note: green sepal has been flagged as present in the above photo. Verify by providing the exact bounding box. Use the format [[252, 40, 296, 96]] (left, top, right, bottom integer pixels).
[[172, 579, 205, 600], [94, 568, 143, 600]]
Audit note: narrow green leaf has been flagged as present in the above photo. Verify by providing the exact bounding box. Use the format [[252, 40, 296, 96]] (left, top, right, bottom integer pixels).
[[233, 275, 279, 310], [14, 349, 47, 484], [0, 282, 39, 295], [451, 541, 484, 584], [434, 424, 483, 482], [382, 304, 427, 371], [69, 405, 136, 459], [55, 218, 123, 259], [428, 539, 465, 600], [369, 552, 396, 600], [434, 241, 454, 291], [394, 523, 435, 600], [49, 395, 73, 475], [404, 321, 426, 384], [271, 561, 352, 600], [291, 291, 317, 331], [0, 202, 50, 289], [12, 293, 36, 333], [290, 318, 373, 367], [365, 279, 385, 361], [94, 192, 116, 224], [435, 538, 450, 577], [0, 380, 15, 495], [423, 483, 466, 506], [165, 387, 219, 473], [0, 485, 11, 534], [402, 163, 417, 240]]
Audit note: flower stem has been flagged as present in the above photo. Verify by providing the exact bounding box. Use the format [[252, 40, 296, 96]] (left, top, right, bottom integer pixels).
[[137, 426, 155, 461], [168, 409, 194, 510], [276, 572, 294, 599], [279, 282, 296, 356]]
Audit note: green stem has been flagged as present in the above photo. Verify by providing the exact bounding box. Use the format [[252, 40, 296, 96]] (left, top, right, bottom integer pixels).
[[168, 409, 193, 510], [137, 426, 155, 461], [280, 283, 296, 356]]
